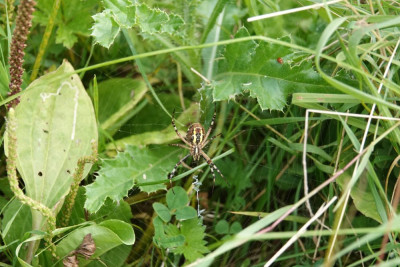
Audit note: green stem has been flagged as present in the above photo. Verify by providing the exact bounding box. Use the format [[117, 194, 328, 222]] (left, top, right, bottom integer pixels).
[[62, 141, 98, 227], [30, 0, 61, 81]]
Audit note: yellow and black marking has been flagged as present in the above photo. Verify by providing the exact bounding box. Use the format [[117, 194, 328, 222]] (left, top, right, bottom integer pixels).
[[168, 105, 228, 192]]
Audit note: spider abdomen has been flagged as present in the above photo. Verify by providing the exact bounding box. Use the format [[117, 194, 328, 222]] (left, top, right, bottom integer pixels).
[[186, 123, 205, 146]]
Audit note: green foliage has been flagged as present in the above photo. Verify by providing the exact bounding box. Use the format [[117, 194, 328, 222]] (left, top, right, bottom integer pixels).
[[56, 219, 135, 265], [6, 61, 97, 210], [215, 219, 242, 235], [213, 27, 332, 110], [92, 1, 184, 48], [85, 146, 181, 213], [34, 0, 98, 48], [2, 0, 400, 266], [153, 187, 207, 263]]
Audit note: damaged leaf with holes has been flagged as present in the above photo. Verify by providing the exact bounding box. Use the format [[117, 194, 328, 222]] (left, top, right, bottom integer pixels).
[[213, 27, 332, 110], [3, 60, 98, 260], [84, 146, 181, 213]]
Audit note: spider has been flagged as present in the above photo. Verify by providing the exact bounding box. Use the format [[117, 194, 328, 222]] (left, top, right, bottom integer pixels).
[[168, 106, 227, 191]]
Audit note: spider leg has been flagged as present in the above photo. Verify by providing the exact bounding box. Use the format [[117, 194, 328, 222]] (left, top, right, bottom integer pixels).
[[169, 144, 194, 170], [202, 133, 222, 147], [202, 103, 217, 143], [172, 109, 191, 146], [168, 153, 191, 190], [200, 151, 229, 193], [169, 143, 191, 150]]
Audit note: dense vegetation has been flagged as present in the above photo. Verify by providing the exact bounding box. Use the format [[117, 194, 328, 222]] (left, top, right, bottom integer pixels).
[[1, 0, 400, 266]]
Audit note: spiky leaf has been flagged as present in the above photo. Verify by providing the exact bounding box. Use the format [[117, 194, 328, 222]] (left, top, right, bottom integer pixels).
[[214, 27, 331, 110], [85, 146, 181, 213]]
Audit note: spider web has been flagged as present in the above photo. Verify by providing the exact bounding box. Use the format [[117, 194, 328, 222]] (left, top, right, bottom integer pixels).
[[88, 64, 305, 266], [9, 27, 305, 267]]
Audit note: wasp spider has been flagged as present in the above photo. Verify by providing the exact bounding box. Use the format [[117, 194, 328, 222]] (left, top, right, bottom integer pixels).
[[168, 106, 226, 191]]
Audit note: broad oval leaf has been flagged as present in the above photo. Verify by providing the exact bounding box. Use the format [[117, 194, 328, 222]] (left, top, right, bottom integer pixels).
[[175, 206, 197, 221], [167, 186, 189, 211], [56, 219, 135, 266], [153, 203, 171, 223], [215, 219, 229, 235], [9, 61, 97, 211]]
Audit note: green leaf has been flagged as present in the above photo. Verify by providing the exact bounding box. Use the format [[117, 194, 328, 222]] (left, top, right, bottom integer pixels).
[[214, 27, 331, 110], [172, 218, 209, 263], [91, 10, 121, 48], [166, 186, 189, 211], [85, 146, 180, 213], [136, 3, 184, 36], [153, 214, 208, 262], [7, 61, 97, 213], [175, 206, 197, 220], [190, 206, 291, 265], [153, 217, 185, 249], [97, 78, 147, 134], [56, 219, 135, 266], [34, 0, 97, 48], [156, 231, 186, 249], [290, 143, 333, 162], [229, 221, 242, 234], [336, 162, 381, 223], [91, 2, 184, 48], [103, 0, 136, 27], [1, 199, 32, 259], [153, 216, 165, 241], [215, 219, 230, 234], [56, 24, 78, 49], [153, 203, 171, 223], [107, 102, 199, 149]]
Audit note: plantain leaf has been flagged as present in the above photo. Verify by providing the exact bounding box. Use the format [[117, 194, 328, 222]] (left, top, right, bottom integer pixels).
[[7, 60, 97, 212]]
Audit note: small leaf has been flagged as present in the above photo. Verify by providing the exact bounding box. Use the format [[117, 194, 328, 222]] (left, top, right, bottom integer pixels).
[[166, 187, 189, 211], [154, 221, 185, 249], [175, 206, 197, 221], [172, 218, 209, 262], [91, 10, 121, 48], [336, 168, 381, 223], [215, 220, 230, 234], [157, 235, 185, 249], [153, 216, 165, 241], [229, 221, 242, 234], [56, 25, 77, 49], [153, 203, 171, 223]]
